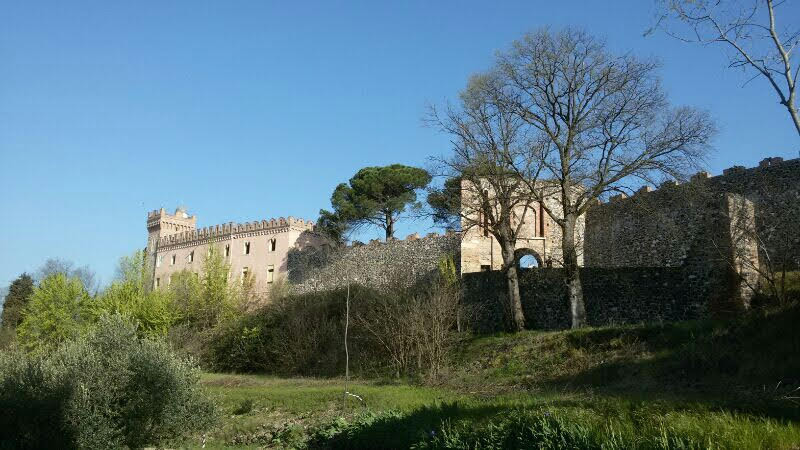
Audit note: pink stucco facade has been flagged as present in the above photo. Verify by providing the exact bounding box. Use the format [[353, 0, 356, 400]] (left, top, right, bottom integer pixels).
[[146, 208, 324, 294]]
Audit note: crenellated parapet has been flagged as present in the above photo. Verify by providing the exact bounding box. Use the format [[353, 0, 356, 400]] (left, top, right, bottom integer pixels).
[[588, 157, 798, 208], [154, 214, 315, 250], [584, 155, 799, 310]]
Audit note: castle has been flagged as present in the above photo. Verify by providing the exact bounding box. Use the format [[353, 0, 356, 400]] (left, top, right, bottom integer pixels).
[[146, 208, 324, 293], [146, 156, 798, 327]]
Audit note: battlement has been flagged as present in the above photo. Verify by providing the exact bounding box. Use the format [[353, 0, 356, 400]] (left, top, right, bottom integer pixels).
[[156, 216, 315, 247], [146, 207, 197, 231], [590, 156, 799, 206], [147, 207, 195, 221]]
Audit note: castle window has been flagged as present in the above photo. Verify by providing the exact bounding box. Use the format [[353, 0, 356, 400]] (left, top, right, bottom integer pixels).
[[225, 244, 230, 257], [189, 251, 194, 263], [267, 265, 275, 283], [480, 264, 491, 272], [156, 255, 163, 268], [156, 277, 161, 288], [244, 241, 251, 255], [171, 254, 176, 265], [269, 238, 276, 252], [242, 267, 249, 281]]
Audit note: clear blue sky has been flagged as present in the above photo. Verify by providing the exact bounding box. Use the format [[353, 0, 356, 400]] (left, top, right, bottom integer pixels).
[[1, 0, 797, 289]]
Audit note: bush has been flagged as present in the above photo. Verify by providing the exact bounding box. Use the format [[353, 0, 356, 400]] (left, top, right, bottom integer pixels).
[[206, 287, 355, 376], [206, 281, 461, 379], [0, 315, 217, 449], [16, 273, 92, 353]]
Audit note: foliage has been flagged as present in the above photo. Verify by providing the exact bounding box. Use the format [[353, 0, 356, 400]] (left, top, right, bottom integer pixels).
[[0, 315, 217, 449], [172, 245, 244, 330], [326, 164, 432, 239], [316, 208, 349, 245], [96, 280, 177, 338], [0, 273, 34, 347], [354, 282, 460, 378], [207, 282, 460, 379], [309, 403, 800, 450], [16, 273, 92, 353], [426, 176, 462, 230], [35, 257, 98, 294], [206, 287, 349, 375], [437, 254, 458, 287], [94, 250, 179, 338]]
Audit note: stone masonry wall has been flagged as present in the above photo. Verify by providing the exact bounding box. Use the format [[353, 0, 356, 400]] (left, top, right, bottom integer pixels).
[[463, 267, 712, 331], [287, 233, 461, 294], [585, 157, 799, 271]]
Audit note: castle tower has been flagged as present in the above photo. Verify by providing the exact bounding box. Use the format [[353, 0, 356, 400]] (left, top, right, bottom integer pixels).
[[145, 207, 197, 286]]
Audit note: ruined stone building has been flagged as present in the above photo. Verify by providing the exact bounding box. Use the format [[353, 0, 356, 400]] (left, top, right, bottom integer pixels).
[[146, 207, 323, 293], [461, 156, 799, 329], [459, 180, 584, 273]]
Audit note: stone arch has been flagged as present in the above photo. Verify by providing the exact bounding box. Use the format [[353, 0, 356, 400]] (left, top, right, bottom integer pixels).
[[515, 248, 542, 269]]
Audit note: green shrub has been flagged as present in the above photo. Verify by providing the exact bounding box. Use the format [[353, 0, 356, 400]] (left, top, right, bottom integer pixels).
[[0, 314, 217, 449], [205, 282, 460, 379], [16, 273, 92, 353], [206, 287, 350, 375]]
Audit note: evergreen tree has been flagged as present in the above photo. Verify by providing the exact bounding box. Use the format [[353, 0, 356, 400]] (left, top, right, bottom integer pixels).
[[323, 164, 431, 240], [0, 273, 34, 330]]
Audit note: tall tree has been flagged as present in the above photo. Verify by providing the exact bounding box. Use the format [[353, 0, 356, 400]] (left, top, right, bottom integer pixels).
[[17, 273, 92, 352], [1, 273, 35, 330], [326, 164, 432, 240], [426, 176, 463, 231], [315, 209, 349, 245], [495, 28, 715, 328], [428, 73, 538, 332], [650, 0, 799, 140], [36, 258, 98, 294]]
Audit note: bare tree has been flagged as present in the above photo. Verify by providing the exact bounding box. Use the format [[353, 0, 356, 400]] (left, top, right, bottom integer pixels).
[[492, 29, 716, 328], [36, 258, 98, 294], [427, 73, 538, 331], [650, 0, 799, 140]]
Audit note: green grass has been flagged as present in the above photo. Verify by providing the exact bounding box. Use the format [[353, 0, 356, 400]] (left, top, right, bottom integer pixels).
[[192, 374, 467, 448], [182, 374, 800, 449], [181, 304, 800, 448]]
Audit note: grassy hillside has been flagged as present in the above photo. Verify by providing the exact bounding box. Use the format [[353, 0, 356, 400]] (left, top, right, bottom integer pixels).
[[447, 303, 800, 402], [181, 304, 800, 448]]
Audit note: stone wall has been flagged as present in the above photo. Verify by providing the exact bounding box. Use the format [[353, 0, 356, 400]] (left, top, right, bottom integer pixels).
[[287, 233, 461, 294], [463, 267, 719, 331], [710, 157, 800, 272], [584, 157, 799, 310], [585, 157, 799, 272]]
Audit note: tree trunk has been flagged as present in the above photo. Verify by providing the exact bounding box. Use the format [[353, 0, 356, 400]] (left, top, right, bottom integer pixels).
[[500, 242, 526, 332], [385, 213, 394, 240], [562, 214, 587, 328]]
